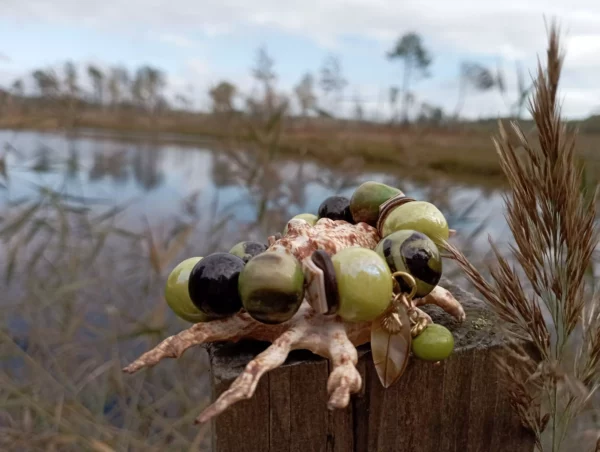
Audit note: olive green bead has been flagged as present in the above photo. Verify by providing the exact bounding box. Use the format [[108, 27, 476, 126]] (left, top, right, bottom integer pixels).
[[381, 201, 449, 246], [283, 213, 318, 235], [238, 251, 305, 324], [350, 181, 403, 226], [411, 324, 454, 361], [164, 257, 211, 323], [331, 247, 393, 322], [375, 229, 442, 298]]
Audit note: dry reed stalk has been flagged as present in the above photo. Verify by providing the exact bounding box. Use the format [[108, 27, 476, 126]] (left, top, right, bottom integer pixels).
[[443, 21, 599, 452]]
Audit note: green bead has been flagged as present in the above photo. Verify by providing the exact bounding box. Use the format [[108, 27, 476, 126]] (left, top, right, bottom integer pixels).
[[332, 248, 393, 322], [164, 257, 211, 323], [350, 181, 403, 226], [239, 251, 305, 324], [381, 201, 449, 246], [375, 230, 442, 298], [411, 324, 454, 361], [283, 213, 318, 235]]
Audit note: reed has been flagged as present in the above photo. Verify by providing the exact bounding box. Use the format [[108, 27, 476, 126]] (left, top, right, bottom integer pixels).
[[444, 21, 600, 451]]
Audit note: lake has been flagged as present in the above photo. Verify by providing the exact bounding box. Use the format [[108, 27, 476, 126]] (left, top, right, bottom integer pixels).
[[0, 129, 511, 255]]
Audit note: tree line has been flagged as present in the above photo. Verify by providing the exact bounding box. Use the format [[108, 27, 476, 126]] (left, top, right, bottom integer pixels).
[[8, 62, 169, 113], [3, 32, 532, 123]]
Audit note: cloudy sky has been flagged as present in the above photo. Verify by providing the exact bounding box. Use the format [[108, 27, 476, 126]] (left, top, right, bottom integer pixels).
[[1, 0, 600, 119]]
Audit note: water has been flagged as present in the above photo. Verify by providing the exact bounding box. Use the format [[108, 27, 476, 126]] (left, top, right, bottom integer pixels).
[[0, 129, 511, 256]]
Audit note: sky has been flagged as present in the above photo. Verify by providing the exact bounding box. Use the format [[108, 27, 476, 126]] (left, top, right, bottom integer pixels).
[[1, 0, 600, 120]]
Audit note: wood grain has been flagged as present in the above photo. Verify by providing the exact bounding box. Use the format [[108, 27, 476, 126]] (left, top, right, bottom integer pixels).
[[208, 279, 536, 452]]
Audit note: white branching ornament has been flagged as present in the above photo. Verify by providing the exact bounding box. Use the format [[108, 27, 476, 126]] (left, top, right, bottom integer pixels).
[[123, 218, 465, 424]]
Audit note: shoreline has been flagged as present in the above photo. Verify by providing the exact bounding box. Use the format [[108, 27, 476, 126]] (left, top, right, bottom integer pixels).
[[2, 110, 597, 190]]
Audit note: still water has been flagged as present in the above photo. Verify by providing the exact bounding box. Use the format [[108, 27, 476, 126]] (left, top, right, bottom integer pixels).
[[0, 129, 511, 258]]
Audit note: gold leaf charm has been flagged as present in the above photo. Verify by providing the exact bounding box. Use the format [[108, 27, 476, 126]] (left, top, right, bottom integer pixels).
[[371, 303, 412, 388]]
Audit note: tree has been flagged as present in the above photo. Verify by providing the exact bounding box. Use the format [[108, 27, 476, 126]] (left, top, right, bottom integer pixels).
[[418, 102, 444, 125], [387, 32, 432, 124], [175, 93, 192, 111], [145, 67, 166, 111], [353, 90, 364, 121], [389, 86, 399, 123], [319, 55, 347, 114], [209, 81, 237, 113], [131, 73, 144, 108], [294, 73, 317, 117], [175, 84, 195, 111], [32, 69, 59, 98], [496, 61, 532, 119], [131, 66, 166, 113], [64, 61, 78, 98], [252, 45, 276, 113], [11, 79, 24, 97], [107, 66, 130, 108], [454, 62, 496, 118], [87, 65, 104, 105]]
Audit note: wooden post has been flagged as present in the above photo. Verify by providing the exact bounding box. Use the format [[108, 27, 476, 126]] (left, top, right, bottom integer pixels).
[[207, 279, 536, 452]]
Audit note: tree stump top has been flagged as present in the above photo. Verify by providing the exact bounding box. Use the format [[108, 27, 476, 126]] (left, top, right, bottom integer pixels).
[[207, 278, 535, 452]]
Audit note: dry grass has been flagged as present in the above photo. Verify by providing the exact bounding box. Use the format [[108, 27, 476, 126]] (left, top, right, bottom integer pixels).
[[444, 21, 600, 451], [4, 102, 596, 187], [0, 141, 223, 451], [5, 96, 600, 193]]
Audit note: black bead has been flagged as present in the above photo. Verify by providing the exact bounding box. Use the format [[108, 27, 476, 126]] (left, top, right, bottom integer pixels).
[[311, 250, 339, 315], [242, 241, 268, 262], [317, 196, 353, 223], [188, 252, 244, 318]]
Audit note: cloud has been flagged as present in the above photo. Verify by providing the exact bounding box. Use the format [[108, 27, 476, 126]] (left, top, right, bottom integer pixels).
[[5, 1, 599, 69], [4, 0, 600, 117], [157, 33, 197, 48], [565, 34, 600, 68], [185, 58, 210, 76], [0, 53, 10, 62], [4, 0, 596, 51]]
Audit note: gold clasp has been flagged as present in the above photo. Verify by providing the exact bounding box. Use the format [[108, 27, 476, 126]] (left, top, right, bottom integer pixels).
[[389, 271, 426, 337], [391, 271, 417, 302]]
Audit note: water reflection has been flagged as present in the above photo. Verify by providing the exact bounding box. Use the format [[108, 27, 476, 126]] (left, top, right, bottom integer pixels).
[[31, 144, 52, 173], [88, 149, 128, 183], [131, 142, 164, 190], [0, 129, 512, 267]]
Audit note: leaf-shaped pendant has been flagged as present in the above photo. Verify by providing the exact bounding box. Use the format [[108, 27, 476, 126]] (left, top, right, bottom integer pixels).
[[371, 303, 412, 388]]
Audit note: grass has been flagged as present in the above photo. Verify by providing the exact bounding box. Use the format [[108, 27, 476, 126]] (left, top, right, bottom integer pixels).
[[445, 21, 600, 451], [0, 142, 225, 451]]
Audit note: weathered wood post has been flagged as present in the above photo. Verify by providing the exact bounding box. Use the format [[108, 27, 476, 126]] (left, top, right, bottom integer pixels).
[[207, 279, 536, 452]]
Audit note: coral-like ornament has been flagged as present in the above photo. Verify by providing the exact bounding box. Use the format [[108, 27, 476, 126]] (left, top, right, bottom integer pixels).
[[123, 214, 465, 425]]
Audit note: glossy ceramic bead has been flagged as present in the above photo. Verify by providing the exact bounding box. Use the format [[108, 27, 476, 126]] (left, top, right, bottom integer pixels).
[[331, 247, 393, 322], [238, 251, 305, 324], [188, 252, 245, 318], [164, 257, 211, 323], [380, 201, 449, 246], [375, 229, 442, 298], [411, 323, 455, 361]]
